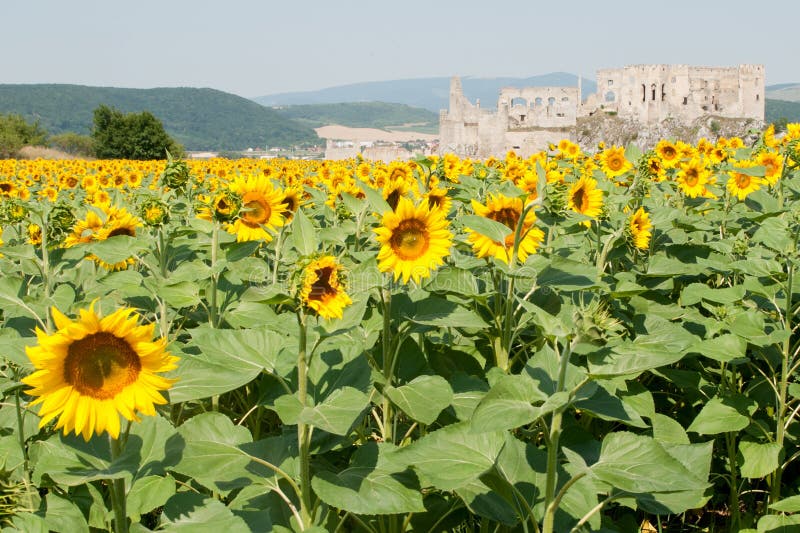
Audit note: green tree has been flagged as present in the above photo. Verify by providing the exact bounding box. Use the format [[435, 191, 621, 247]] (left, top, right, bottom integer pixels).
[[92, 105, 183, 160], [49, 132, 95, 157], [0, 113, 48, 158]]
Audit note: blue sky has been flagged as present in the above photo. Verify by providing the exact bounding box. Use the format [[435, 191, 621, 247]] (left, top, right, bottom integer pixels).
[[3, 0, 797, 98]]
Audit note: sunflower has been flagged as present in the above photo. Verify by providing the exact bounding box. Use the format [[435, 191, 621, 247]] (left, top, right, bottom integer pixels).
[[422, 185, 452, 214], [567, 175, 603, 219], [599, 146, 633, 178], [280, 185, 305, 222], [63, 210, 104, 248], [374, 196, 452, 284], [227, 175, 287, 242], [726, 164, 764, 201], [91, 207, 142, 271], [655, 140, 681, 168], [756, 151, 783, 186], [676, 158, 710, 198], [628, 207, 652, 250], [22, 304, 178, 441], [299, 256, 352, 320], [382, 179, 409, 211], [466, 193, 544, 264], [28, 223, 42, 246]]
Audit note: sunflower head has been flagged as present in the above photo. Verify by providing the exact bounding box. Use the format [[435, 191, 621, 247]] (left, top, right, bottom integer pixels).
[[47, 202, 77, 245], [22, 303, 178, 441], [297, 255, 353, 320], [567, 175, 604, 219], [466, 193, 544, 264], [726, 163, 765, 201], [627, 207, 652, 250], [28, 223, 42, 246], [211, 190, 242, 223], [140, 197, 170, 227], [374, 196, 453, 284], [599, 146, 633, 178], [1, 199, 28, 224], [161, 155, 191, 190]]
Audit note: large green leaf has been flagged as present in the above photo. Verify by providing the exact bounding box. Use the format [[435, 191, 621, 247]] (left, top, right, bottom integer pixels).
[[385, 375, 453, 425], [169, 327, 291, 402], [273, 386, 369, 436], [312, 442, 425, 515], [591, 432, 710, 494], [394, 422, 506, 491], [739, 441, 782, 479], [290, 209, 318, 256], [756, 513, 800, 533], [461, 214, 513, 244], [402, 296, 488, 329], [42, 493, 89, 533], [687, 397, 752, 435], [470, 373, 547, 433], [160, 493, 250, 532], [127, 475, 176, 522]]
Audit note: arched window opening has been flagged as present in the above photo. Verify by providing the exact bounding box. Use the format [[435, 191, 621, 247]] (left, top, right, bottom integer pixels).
[[547, 97, 556, 106], [534, 97, 543, 106], [651, 84, 657, 101], [642, 84, 646, 102], [510, 97, 528, 108], [661, 84, 666, 101], [604, 91, 616, 102]]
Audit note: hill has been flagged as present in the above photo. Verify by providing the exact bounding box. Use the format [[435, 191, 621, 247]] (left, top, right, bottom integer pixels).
[[766, 83, 800, 103], [0, 84, 319, 151], [274, 102, 439, 134], [254, 73, 597, 112], [765, 99, 800, 125]]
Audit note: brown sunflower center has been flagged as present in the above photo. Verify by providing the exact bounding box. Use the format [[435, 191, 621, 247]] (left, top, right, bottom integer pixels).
[[309, 266, 337, 301], [661, 146, 677, 160], [386, 189, 402, 211], [241, 193, 270, 227], [735, 174, 751, 188], [427, 194, 445, 209], [684, 169, 699, 187], [390, 219, 430, 260], [107, 226, 135, 238], [572, 187, 587, 211], [607, 155, 624, 171], [64, 332, 141, 399]]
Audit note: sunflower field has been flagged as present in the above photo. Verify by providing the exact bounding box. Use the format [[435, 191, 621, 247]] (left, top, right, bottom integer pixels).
[[1, 124, 800, 533]]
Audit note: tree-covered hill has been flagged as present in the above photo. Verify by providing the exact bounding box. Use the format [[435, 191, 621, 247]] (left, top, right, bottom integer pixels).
[[0, 84, 319, 150], [274, 102, 439, 132], [765, 99, 800, 126]]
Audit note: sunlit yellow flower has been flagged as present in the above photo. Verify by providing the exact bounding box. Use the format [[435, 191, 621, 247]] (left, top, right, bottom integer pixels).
[[299, 256, 352, 320], [280, 185, 305, 222], [676, 158, 710, 198], [655, 140, 681, 168], [599, 146, 633, 178], [228, 175, 287, 242], [63, 210, 104, 248], [467, 193, 544, 264], [374, 196, 452, 284], [628, 207, 652, 250], [28, 224, 42, 246], [567, 175, 603, 219], [422, 185, 452, 214], [22, 304, 178, 441], [756, 151, 783, 186], [91, 206, 142, 271], [727, 163, 764, 201]]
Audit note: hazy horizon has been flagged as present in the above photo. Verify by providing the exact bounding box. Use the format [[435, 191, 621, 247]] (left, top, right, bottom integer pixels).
[[3, 0, 798, 99]]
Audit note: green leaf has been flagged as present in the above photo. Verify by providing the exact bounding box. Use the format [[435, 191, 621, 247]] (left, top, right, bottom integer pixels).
[[462, 214, 513, 244], [394, 422, 506, 491], [385, 375, 453, 425], [158, 280, 201, 309], [275, 387, 369, 436], [359, 181, 391, 214], [591, 432, 710, 494], [687, 397, 751, 435], [43, 493, 89, 533], [530, 255, 601, 291], [127, 475, 176, 522], [290, 209, 318, 256], [753, 216, 794, 255], [770, 495, 800, 513], [470, 373, 547, 433], [170, 327, 290, 402], [739, 441, 782, 479], [690, 333, 748, 363], [85, 235, 147, 265], [161, 493, 250, 532], [757, 513, 800, 533], [652, 413, 690, 445], [312, 442, 425, 515], [223, 240, 260, 262], [403, 296, 488, 328]]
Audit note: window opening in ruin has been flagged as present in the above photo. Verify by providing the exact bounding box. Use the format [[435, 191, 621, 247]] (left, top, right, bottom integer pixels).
[[519, 115, 526, 122], [683, 97, 688, 105], [548, 97, 555, 106], [651, 84, 657, 101], [608, 79, 613, 86], [511, 97, 527, 108], [756, 94, 760, 101], [556, 113, 565, 117], [561, 97, 569, 102], [661, 84, 666, 101], [642, 84, 646, 102], [534, 97, 543, 106], [604, 91, 615, 102]]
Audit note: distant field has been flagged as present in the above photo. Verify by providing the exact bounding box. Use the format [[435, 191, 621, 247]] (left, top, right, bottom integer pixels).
[[314, 124, 438, 142], [766, 86, 800, 102]]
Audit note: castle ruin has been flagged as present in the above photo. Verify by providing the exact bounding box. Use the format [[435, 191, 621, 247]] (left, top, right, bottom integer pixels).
[[439, 64, 765, 158]]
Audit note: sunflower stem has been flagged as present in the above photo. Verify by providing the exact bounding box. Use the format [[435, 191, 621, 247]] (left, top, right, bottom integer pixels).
[[108, 436, 129, 533], [381, 286, 394, 444], [209, 221, 220, 328], [41, 210, 53, 332], [296, 310, 313, 528], [272, 226, 284, 285]]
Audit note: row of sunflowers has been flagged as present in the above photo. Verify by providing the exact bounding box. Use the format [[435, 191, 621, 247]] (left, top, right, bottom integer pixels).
[[0, 124, 800, 532]]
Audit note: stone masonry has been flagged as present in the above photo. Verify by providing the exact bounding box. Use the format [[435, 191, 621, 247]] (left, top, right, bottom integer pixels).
[[440, 64, 765, 158]]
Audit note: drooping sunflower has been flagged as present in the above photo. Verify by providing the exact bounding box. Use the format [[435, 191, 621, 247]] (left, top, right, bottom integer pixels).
[[676, 158, 710, 198], [374, 196, 453, 284], [466, 193, 544, 264], [22, 304, 178, 441], [628, 207, 652, 250], [726, 164, 765, 201], [567, 175, 603, 219], [92, 206, 142, 271], [227, 175, 287, 242], [63, 210, 104, 248], [298, 256, 352, 320], [599, 146, 633, 178]]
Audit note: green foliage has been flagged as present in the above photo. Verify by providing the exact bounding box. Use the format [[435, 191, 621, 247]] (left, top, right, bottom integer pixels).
[[48, 132, 95, 157], [91, 105, 183, 160], [766, 98, 800, 130], [275, 101, 439, 132], [0, 113, 48, 158], [0, 84, 319, 150]]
